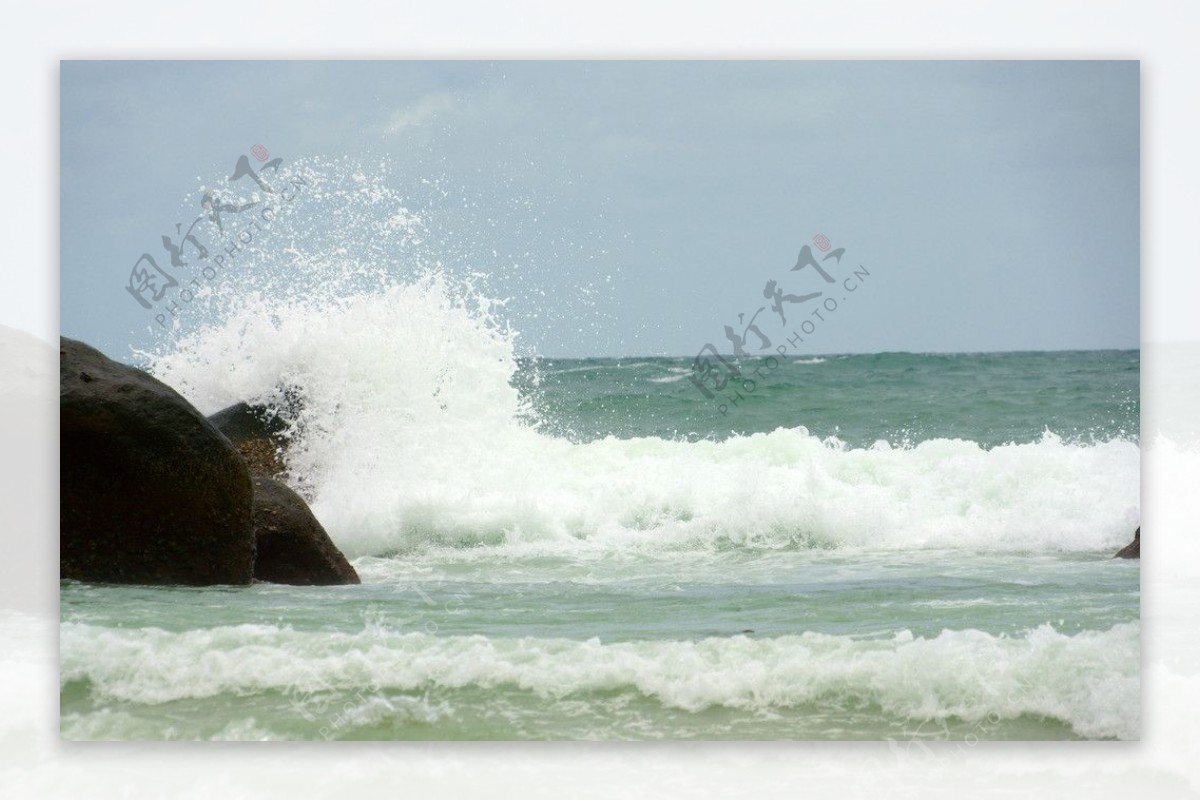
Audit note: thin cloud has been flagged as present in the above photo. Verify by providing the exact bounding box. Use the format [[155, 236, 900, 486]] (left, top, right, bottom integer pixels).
[[374, 92, 456, 135]]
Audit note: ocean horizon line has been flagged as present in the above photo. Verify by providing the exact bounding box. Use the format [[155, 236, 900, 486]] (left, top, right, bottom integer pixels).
[[518, 346, 1142, 361]]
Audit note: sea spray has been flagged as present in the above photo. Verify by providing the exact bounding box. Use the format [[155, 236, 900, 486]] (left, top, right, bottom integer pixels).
[[140, 157, 1138, 559], [148, 278, 1139, 558]]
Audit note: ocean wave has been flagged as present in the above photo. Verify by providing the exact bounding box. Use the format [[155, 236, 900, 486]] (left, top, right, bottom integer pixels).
[[139, 159, 1137, 562], [145, 275, 1139, 559], [60, 620, 1139, 740]]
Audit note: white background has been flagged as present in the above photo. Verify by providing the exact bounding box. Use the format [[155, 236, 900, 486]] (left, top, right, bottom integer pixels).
[[3, 1, 1198, 797]]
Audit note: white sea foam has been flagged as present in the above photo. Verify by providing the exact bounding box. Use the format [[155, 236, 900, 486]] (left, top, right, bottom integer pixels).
[[145, 273, 1139, 559], [648, 367, 692, 384], [59, 620, 1139, 740]]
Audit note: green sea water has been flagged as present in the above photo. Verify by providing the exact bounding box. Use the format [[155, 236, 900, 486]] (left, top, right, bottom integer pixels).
[[60, 350, 1140, 741], [518, 350, 1140, 447]]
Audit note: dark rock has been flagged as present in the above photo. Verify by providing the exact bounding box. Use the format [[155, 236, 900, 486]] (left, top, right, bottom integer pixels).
[[1114, 526, 1140, 559], [251, 476, 359, 585], [60, 338, 255, 585], [208, 401, 290, 442], [232, 437, 287, 478], [208, 401, 290, 478]]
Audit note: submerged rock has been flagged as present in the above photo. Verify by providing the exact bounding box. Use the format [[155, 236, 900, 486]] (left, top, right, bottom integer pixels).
[[1114, 526, 1140, 559], [251, 476, 360, 586], [60, 338, 255, 585]]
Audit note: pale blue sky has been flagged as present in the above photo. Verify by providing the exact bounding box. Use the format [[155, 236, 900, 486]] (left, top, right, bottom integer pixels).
[[61, 60, 1139, 358]]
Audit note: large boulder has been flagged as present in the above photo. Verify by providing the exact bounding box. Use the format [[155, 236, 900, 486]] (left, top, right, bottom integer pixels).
[[1114, 526, 1140, 559], [60, 338, 255, 585], [251, 476, 359, 585]]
